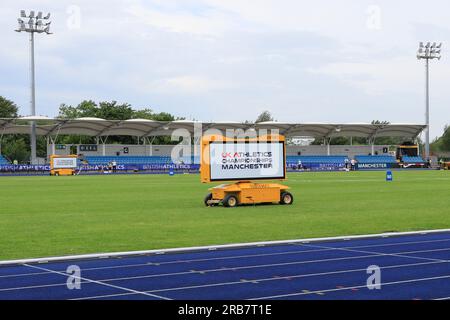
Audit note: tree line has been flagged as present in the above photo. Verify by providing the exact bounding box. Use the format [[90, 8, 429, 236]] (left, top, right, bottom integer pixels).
[[0, 97, 181, 163]]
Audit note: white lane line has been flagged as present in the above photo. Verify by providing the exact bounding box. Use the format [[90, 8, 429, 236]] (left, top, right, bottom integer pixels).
[[22, 264, 171, 301], [0, 247, 336, 279], [73, 260, 443, 300], [3, 229, 450, 266], [4, 237, 450, 279], [250, 274, 450, 300], [301, 243, 450, 264], [77, 247, 450, 284], [0, 254, 383, 292], [4, 246, 450, 293], [72, 292, 137, 300]]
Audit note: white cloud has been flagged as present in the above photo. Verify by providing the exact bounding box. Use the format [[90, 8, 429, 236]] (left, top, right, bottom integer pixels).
[[1, 0, 450, 139], [308, 57, 422, 95], [148, 75, 230, 94], [125, 4, 238, 36]]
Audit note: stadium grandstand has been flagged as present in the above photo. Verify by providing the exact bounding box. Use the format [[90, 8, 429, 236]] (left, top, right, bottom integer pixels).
[[0, 117, 428, 174], [0, 154, 9, 165]]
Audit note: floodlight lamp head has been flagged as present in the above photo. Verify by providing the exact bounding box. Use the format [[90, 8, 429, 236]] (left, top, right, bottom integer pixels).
[[15, 22, 25, 32], [29, 11, 35, 18], [425, 42, 431, 48], [37, 11, 43, 19], [44, 13, 50, 19]]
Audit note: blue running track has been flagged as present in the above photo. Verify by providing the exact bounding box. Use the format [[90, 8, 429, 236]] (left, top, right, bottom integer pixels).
[[2, 231, 450, 300]]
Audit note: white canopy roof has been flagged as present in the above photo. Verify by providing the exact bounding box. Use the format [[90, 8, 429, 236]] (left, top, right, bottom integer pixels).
[[0, 117, 426, 140]]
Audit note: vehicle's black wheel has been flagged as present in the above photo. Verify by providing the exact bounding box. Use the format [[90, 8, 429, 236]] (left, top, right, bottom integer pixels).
[[223, 194, 238, 208], [280, 192, 294, 205], [204, 193, 213, 206]]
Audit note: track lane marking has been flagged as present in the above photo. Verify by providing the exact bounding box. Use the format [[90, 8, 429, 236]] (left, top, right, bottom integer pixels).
[[72, 260, 443, 300], [3, 236, 450, 279], [250, 274, 450, 300], [301, 243, 450, 264], [3, 246, 450, 293], [22, 263, 171, 300]]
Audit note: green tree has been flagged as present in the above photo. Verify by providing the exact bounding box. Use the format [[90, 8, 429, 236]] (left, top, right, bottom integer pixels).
[[58, 100, 97, 119], [432, 125, 450, 152], [56, 100, 181, 145], [0, 97, 27, 162], [2, 137, 29, 163], [442, 126, 450, 151], [0, 96, 19, 118], [58, 100, 136, 120], [255, 111, 274, 123]]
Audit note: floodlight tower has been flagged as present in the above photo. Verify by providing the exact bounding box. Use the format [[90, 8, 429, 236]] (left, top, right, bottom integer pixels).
[[15, 10, 52, 164], [417, 42, 442, 161]]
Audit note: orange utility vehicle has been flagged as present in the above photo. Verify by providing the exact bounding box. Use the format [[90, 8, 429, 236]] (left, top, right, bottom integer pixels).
[[201, 134, 293, 207], [50, 154, 78, 176]]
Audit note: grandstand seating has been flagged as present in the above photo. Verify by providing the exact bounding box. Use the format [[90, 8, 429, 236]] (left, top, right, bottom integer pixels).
[[355, 155, 397, 164], [86, 155, 350, 166], [402, 156, 425, 164], [82, 154, 425, 167], [84, 156, 200, 165], [286, 156, 347, 164], [0, 155, 9, 165], [84, 156, 174, 165]]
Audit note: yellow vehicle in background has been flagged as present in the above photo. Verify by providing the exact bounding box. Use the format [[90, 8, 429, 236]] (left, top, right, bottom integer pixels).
[[201, 134, 293, 207], [50, 155, 78, 176], [441, 161, 450, 170]]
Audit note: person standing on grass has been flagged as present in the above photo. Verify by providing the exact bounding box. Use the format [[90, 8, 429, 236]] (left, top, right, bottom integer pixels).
[[350, 158, 356, 171], [112, 160, 117, 173]]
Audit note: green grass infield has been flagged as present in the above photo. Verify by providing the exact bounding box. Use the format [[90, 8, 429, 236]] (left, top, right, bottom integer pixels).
[[0, 170, 449, 260]]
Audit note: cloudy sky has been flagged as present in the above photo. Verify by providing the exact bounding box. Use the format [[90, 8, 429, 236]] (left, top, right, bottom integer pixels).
[[0, 0, 449, 139]]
